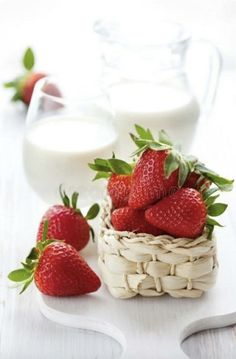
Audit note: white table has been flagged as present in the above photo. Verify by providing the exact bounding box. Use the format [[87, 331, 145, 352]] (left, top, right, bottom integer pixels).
[[0, 69, 236, 358]]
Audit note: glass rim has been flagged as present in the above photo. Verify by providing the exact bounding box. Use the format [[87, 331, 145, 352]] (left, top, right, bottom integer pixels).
[[94, 19, 191, 48], [34, 76, 109, 104]]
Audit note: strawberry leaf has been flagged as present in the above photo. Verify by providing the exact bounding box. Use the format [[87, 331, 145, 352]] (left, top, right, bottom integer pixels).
[[195, 164, 234, 191], [94, 158, 110, 167], [178, 160, 189, 187], [206, 217, 224, 227], [206, 224, 214, 239], [135, 124, 154, 140], [26, 247, 39, 261], [203, 187, 219, 200], [59, 185, 70, 207], [88, 163, 111, 172], [21, 261, 35, 271], [93, 172, 110, 181], [130, 134, 150, 149], [131, 144, 148, 157], [158, 130, 173, 146], [164, 152, 179, 178], [71, 192, 79, 210], [107, 159, 132, 175], [23, 47, 35, 71], [4, 81, 16, 88], [11, 92, 22, 102], [86, 203, 100, 220], [208, 203, 228, 217], [8, 269, 32, 282], [19, 276, 34, 294], [205, 194, 219, 207], [89, 157, 132, 176]]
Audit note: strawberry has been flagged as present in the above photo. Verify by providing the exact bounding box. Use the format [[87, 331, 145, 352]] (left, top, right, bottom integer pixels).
[[3, 47, 60, 106], [145, 188, 207, 239], [107, 174, 132, 208], [21, 72, 46, 104], [128, 149, 179, 209], [89, 156, 133, 209], [111, 206, 163, 236], [8, 222, 101, 296], [37, 187, 99, 251], [145, 187, 229, 239]]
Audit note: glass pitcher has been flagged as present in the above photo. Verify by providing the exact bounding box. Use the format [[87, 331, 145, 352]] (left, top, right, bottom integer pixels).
[[94, 18, 221, 157]]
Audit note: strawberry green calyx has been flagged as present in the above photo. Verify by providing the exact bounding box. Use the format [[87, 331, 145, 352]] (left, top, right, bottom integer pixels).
[[8, 220, 56, 294], [59, 185, 99, 219], [203, 187, 228, 238], [88, 156, 133, 181], [130, 127, 171, 156], [194, 163, 234, 192], [59, 185, 99, 241]]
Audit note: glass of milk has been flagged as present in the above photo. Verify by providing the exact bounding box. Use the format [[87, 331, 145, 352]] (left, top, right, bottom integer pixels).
[[23, 76, 118, 206], [94, 17, 221, 158]]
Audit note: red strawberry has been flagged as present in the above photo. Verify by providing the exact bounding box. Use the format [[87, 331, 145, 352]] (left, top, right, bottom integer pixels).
[[129, 149, 178, 209], [145, 188, 207, 239], [37, 187, 99, 251], [4, 47, 57, 106], [108, 174, 132, 208], [184, 172, 211, 192], [34, 242, 100, 296], [22, 72, 46, 104], [8, 224, 101, 296], [89, 156, 133, 209], [111, 206, 163, 236]]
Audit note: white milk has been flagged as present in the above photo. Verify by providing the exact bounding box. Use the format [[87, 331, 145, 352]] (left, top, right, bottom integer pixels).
[[23, 116, 118, 205], [109, 82, 200, 158]]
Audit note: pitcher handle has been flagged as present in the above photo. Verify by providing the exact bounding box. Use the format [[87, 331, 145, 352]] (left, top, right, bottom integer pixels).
[[188, 39, 222, 117]]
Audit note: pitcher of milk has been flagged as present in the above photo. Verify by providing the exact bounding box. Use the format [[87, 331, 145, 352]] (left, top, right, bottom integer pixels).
[[94, 18, 221, 156]]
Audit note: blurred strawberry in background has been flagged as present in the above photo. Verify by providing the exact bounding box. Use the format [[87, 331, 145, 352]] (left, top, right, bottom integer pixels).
[[3, 47, 61, 106], [4, 48, 45, 105]]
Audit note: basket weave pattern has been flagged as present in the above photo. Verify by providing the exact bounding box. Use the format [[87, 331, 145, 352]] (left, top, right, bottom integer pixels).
[[98, 196, 218, 299]]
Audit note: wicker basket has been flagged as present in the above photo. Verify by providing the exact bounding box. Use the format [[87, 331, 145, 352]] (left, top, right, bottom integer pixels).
[[98, 196, 218, 299]]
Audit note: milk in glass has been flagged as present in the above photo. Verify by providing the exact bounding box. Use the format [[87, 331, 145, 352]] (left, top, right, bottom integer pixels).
[[23, 116, 118, 204]]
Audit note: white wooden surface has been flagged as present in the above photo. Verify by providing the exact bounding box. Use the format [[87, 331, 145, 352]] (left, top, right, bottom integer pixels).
[[182, 325, 236, 359], [0, 71, 236, 358]]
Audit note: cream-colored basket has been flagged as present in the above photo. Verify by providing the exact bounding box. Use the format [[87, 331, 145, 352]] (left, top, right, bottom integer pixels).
[[98, 196, 218, 299]]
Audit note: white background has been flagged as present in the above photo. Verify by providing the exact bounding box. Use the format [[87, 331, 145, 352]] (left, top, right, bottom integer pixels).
[[0, 0, 235, 78]]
